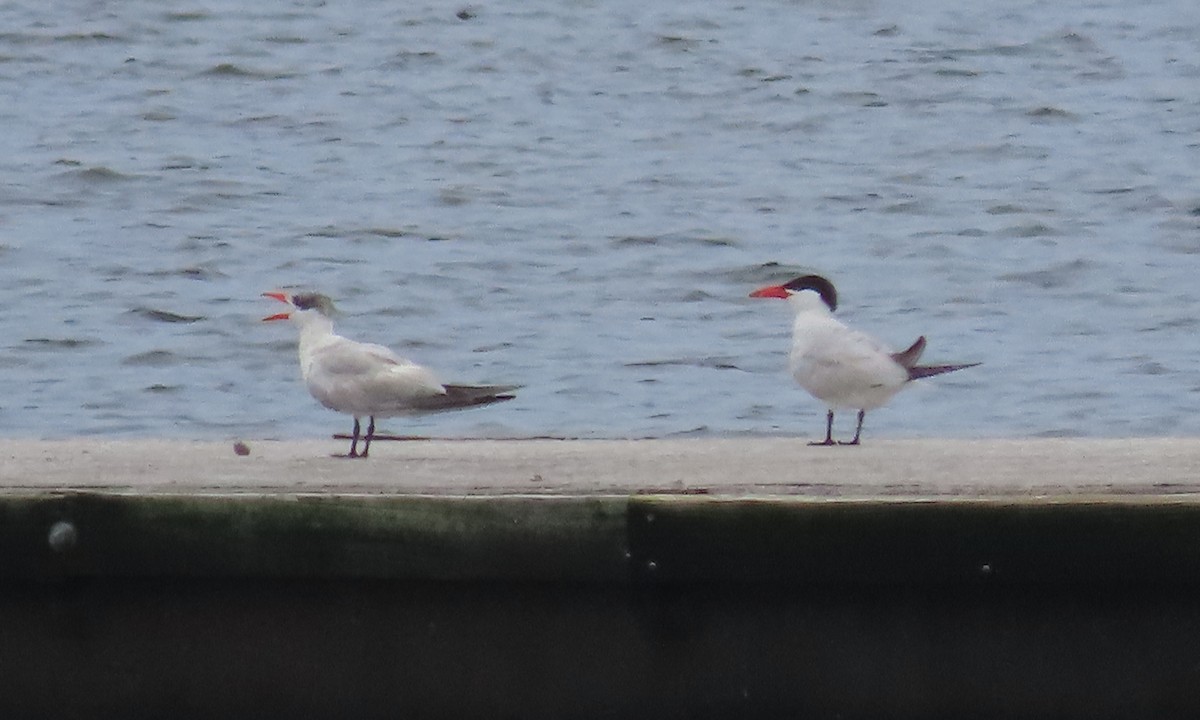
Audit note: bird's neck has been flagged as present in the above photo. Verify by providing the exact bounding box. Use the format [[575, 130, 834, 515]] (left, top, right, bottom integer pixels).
[[296, 314, 336, 358], [789, 303, 842, 354], [790, 301, 835, 337]]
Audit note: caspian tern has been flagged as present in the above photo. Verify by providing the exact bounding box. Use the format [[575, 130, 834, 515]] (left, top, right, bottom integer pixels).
[[263, 291, 518, 458], [750, 274, 977, 446]]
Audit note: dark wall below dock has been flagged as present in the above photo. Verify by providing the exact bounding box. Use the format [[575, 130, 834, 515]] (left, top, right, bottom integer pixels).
[[3, 578, 1199, 719], [5, 492, 1200, 718]]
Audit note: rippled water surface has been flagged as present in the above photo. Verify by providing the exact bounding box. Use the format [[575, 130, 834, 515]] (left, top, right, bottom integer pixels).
[[2, 0, 1198, 440]]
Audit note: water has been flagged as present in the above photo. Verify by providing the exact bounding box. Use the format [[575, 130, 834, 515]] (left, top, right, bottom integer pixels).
[[1, 0, 1197, 440]]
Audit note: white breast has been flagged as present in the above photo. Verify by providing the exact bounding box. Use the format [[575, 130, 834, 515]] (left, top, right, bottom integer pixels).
[[788, 315, 908, 410]]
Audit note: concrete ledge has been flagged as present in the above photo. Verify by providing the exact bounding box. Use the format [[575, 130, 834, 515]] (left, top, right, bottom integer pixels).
[[3, 439, 1200, 718], [3, 437, 1200, 497]]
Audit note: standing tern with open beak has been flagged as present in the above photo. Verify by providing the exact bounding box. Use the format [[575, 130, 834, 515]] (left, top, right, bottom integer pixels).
[[263, 291, 517, 458], [750, 274, 978, 446]]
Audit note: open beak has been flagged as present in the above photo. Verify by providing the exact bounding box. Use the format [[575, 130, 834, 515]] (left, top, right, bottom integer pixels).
[[262, 291, 293, 321], [749, 285, 789, 299]]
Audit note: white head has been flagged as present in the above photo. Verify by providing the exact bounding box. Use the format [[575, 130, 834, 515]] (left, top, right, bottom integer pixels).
[[749, 274, 838, 315]]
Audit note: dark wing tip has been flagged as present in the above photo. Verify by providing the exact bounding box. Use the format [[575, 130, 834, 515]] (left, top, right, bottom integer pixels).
[[438, 384, 520, 408], [907, 361, 980, 381]]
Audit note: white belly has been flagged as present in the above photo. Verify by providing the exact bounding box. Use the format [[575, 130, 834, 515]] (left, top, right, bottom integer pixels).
[[788, 320, 909, 411]]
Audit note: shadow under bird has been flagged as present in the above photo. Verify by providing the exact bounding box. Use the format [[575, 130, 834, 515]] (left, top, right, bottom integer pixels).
[[749, 274, 978, 446], [263, 291, 518, 458]]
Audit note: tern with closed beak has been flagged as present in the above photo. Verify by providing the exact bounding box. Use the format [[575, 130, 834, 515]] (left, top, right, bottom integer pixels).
[[263, 291, 517, 458], [750, 274, 977, 445]]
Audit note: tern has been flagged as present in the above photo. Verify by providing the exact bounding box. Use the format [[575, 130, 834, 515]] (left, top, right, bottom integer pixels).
[[263, 291, 518, 458], [749, 274, 977, 446]]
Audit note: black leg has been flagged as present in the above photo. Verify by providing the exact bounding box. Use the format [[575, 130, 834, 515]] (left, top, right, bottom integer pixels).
[[347, 417, 361, 457], [809, 410, 836, 446], [361, 416, 376, 458], [840, 410, 865, 446]]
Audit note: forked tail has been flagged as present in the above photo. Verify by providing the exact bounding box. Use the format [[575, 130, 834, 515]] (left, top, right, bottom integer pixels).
[[907, 362, 980, 381], [891, 336, 926, 368]]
